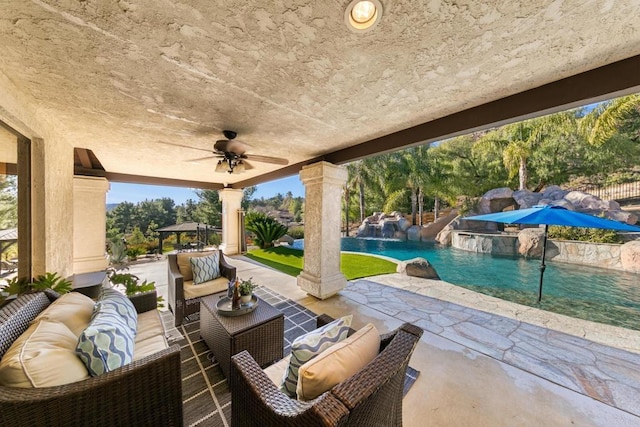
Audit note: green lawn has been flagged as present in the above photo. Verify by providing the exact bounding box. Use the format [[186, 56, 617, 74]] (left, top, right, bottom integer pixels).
[[245, 246, 397, 280]]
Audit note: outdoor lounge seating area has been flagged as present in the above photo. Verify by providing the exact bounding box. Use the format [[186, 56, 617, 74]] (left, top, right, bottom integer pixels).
[[167, 249, 237, 326], [0, 289, 182, 426], [0, 255, 638, 426]]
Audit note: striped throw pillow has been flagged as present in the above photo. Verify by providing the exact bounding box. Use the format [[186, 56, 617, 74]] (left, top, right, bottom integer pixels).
[[281, 315, 352, 397], [76, 303, 135, 376], [191, 253, 221, 285], [96, 288, 137, 336]]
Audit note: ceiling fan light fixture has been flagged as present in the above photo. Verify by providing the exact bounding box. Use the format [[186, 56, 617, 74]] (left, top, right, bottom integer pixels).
[[234, 160, 246, 174], [215, 160, 227, 173], [345, 0, 382, 33]]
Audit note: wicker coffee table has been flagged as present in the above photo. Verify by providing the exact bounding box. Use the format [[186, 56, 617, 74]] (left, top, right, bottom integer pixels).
[[200, 292, 284, 379]]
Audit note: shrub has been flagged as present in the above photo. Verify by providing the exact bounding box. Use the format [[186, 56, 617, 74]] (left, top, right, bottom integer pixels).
[[287, 226, 304, 239], [245, 211, 288, 249], [548, 226, 624, 244]]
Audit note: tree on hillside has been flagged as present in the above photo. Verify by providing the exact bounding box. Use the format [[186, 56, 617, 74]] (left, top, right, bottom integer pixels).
[[194, 189, 222, 226], [0, 175, 17, 229]]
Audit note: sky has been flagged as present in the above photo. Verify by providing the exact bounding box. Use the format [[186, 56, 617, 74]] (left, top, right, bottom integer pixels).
[[106, 175, 305, 205]]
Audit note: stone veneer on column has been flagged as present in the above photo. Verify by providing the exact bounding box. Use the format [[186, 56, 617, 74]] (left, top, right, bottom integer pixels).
[[219, 188, 243, 255], [73, 176, 110, 273], [297, 161, 348, 299]]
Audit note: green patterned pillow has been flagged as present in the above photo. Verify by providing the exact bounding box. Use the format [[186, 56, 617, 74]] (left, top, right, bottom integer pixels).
[[76, 303, 135, 376], [281, 315, 352, 397], [190, 252, 221, 285], [96, 288, 137, 336]]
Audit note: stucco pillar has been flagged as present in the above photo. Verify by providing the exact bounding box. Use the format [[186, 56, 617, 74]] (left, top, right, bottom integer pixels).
[[219, 188, 243, 255], [31, 136, 75, 278], [73, 176, 109, 273], [297, 161, 348, 299]]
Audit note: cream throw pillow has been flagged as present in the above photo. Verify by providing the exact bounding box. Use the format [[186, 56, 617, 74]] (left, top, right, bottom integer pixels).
[[0, 320, 90, 388], [32, 291, 95, 337], [296, 323, 380, 401]]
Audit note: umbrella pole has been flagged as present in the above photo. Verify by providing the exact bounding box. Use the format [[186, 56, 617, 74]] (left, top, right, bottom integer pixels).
[[538, 224, 549, 303]]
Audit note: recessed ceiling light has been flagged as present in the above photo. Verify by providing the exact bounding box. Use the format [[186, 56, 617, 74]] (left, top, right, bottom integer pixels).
[[345, 0, 383, 33]]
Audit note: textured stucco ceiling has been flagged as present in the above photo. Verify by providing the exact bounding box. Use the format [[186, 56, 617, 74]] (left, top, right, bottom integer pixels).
[[1, 0, 640, 186]]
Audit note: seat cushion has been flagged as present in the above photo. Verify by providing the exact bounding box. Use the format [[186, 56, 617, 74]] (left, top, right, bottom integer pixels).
[[0, 320, 90, 388], [296, 323, 380, 401], [76, 302, 136, 376], [33, 291, 95, 336], [190, 252, 221, 284], [183, 276, 229, 299], [281, 315, 352, 397], [177, 251, 218, 281], [264, 354, 291, 387]]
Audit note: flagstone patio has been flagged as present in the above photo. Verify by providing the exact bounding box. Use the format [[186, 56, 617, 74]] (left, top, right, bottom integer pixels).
[[128, 256, 640, 427]]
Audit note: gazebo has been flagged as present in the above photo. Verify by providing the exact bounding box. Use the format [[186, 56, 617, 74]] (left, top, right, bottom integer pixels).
[[156, 222, 219, 253]]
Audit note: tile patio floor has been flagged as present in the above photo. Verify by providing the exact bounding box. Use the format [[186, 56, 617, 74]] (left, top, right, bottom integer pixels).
[[129, 255, 640, 427]]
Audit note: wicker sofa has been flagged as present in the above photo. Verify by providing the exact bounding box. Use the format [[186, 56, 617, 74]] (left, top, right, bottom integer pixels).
[[0, 290, 182, 426], [230, 314, 423, 426], [168, 249, 236, 326]]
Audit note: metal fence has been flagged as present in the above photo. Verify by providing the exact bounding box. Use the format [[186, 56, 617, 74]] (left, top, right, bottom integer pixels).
[[575, 181, 640, 202]]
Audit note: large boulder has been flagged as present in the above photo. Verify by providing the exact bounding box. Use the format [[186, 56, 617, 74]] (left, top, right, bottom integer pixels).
[[380, 219, 397, 238], [518, 228, 545, 258], [356, 219, 371, 237], [549, 199, 575, 210], [478, 187, 515, 214], [606, 210, 639, 225], [406, 225, 421, 241], [397, 217, 411, 232], [396, 257, 440, 279], [621, 241, 640, 273], [513, 189, 543, 209], [542, 185, 568, 201]]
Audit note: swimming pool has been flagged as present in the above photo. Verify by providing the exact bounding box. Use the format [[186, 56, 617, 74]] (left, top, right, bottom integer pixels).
[[291, 237, 640, 330]]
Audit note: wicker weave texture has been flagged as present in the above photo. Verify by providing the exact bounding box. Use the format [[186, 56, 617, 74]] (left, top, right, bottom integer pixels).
[[168, 250, 236, 326], [201, 293, 284, 379], [0, 292, 183, 426], [229, 317, 423, 427]]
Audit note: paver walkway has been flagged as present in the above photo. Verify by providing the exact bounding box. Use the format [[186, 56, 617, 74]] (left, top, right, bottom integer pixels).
[[344, 279, 640, 417]]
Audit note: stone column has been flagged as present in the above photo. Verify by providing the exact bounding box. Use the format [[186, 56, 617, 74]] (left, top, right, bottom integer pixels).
[[297, 161, 348, 299], [73, 176, 110, 273], [219, 188, 243, 255], [31, 137, 75, 278]]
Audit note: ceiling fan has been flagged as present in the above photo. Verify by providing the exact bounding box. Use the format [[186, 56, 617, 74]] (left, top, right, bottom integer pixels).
[[161, 130, 289, 174]]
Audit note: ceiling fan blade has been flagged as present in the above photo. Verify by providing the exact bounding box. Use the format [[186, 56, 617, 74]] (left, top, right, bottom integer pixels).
[[187, 155, 218, 162], [245, 154, 289, 165], [157, 140, 211, 153]]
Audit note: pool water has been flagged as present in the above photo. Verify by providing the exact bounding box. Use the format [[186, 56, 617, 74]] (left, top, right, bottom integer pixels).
[[292, 238, 640, 330]]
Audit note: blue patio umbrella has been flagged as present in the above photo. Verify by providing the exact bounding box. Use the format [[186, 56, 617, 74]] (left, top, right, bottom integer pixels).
[[464, 205, 640, 302]]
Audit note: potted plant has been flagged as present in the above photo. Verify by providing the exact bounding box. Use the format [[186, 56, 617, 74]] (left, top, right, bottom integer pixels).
[[238, 277, 256, 303], [107, 269, 164, 308]]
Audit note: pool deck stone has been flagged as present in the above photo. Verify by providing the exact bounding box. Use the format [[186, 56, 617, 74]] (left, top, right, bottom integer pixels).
[[347, 277, 640, 416], [128, 256, 640, 426]]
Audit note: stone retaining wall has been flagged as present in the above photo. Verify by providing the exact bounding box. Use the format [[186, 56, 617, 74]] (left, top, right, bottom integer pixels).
[[451, 232, 519, 256], [451, 231, 628, 271]]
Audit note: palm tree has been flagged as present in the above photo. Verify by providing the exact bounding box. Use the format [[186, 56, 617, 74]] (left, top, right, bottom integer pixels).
[[582, 94, 640, 146], [346, 158, 377, 222]]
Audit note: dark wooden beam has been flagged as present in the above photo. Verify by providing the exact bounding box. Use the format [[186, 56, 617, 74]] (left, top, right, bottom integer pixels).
[[76, 148, 93, 169], [74, 166, 106, 177], [233, 54, 640, 188], [105, 172, 224, 190]]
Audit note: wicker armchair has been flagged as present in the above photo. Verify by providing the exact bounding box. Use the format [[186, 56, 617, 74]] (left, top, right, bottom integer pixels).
[[230, 314, 423, 426], [167, 249, 236, 326], [0, 291, 182, 427]]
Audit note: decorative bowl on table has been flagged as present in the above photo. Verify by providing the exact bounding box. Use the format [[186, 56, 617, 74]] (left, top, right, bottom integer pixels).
[[216, 295, 258, 316]]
